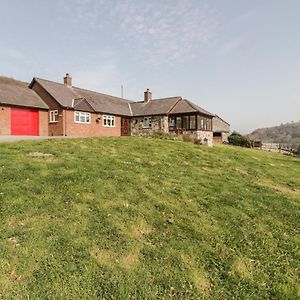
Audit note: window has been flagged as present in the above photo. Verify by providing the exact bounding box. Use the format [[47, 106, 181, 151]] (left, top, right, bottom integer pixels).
[[143, 117, 152, 128], [49, 110, 58, 123], [74, 111, 91, 124], [183, 116, 189, 130], [176, 116, 182, 129], [103, 115, 115, 127], [200, 118, 204, 130], [190, 115, 196, 130], [169, 117, 176, 130]]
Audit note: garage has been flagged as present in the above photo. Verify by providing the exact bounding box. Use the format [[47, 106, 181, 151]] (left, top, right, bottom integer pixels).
[[0, 80, 49, 136], [11, 108, 39, 136]]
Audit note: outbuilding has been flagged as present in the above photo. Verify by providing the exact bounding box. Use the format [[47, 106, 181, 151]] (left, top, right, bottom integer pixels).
[[212, 115, 231, 143], [0, 81, 49, 136]]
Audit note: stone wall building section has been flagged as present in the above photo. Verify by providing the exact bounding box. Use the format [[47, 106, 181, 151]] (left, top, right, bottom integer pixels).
[[130, 115, 169, 136], [213, 115, 230, 143]]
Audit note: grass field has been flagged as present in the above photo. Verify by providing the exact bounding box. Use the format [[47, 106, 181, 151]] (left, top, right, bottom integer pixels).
[[0, 137, 299, 299]]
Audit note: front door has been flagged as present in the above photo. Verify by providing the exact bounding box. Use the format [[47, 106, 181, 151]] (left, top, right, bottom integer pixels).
[[121, 118, 130, 136]]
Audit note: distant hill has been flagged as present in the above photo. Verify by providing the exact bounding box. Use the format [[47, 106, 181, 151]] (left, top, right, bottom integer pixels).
[[0, 75, 28, 87], [247, 121, 300, 147]]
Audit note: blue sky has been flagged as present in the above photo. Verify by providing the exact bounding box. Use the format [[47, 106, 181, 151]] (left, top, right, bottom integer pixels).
[[0, 0, 299, 133]]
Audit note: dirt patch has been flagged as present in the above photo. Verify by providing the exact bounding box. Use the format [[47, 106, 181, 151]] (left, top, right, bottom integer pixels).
[[28, 152, 54, 158]]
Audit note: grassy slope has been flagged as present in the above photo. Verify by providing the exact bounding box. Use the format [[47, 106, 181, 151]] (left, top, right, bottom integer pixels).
[[0, 138, 299, 299]]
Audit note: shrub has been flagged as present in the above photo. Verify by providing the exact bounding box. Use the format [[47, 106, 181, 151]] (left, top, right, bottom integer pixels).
[[228, 132, 251, 148]]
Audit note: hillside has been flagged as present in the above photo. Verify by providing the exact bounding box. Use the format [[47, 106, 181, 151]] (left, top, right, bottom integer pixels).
[[0, 76, 28, 87], [0, 137, 299, 299], [247, 121, 300, 147]]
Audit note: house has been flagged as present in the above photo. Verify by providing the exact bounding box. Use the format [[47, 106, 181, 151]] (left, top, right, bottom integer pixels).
[[0, 81, 48, 136], [29, 74, 215, 145], [212, 115, 230, 143], [29, 74, 132, 137]]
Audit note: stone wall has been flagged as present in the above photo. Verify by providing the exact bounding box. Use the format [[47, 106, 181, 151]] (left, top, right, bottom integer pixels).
[[213, 116, 230, 133], [182, 130, 213, 146], [130, 115, 168, 136]]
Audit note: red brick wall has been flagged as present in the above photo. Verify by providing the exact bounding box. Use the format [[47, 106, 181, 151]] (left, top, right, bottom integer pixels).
[[65, 110, 121, 137], [31, 82, 64, 136], [0, 105, 11, 135], [39, 110, 49, 136]]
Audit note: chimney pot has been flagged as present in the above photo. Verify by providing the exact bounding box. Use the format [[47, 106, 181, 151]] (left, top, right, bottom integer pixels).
[[144, 88, 152, 103], [64, 73, 72, 87]]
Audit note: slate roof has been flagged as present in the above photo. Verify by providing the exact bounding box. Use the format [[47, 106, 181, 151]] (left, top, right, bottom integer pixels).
[[29, 77, 214, 117], [30, 78, 133, 116], [169, 99, 214, 117], [0, 82, 48, 109], [214, 114, 230, 125], [130, 97, 181, 116]]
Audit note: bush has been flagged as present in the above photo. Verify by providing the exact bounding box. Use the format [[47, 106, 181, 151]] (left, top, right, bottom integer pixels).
[[228, 132, 251, 148]]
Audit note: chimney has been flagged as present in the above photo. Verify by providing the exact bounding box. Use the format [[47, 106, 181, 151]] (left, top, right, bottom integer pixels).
[[64, 73, 72, 87], [144, 88, 152, 103]]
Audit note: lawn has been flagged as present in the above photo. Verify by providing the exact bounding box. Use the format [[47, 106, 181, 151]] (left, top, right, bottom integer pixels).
[[0, 137, 299, 299]]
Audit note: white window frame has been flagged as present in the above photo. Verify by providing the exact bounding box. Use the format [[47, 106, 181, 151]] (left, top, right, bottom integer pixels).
[[49, 110, 58, 123], [103, 115, 115, 127], [143, 117, 152, 129], [74, 111, 91, 124]]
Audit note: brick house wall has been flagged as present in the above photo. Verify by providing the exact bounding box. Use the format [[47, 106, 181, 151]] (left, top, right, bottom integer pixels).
[[31, 82, 64, 136], [64, 110, 121, 137], [39, 110, 49, 136], [0, 105, 11, 135], [130, 115, 168, 135]]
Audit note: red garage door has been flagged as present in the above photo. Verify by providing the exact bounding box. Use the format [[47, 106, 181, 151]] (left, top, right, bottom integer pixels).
[[11, 108, 39, 136]]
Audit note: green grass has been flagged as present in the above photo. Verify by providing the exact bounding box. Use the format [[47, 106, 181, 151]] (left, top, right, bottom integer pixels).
[[0, 137, 299, 299]]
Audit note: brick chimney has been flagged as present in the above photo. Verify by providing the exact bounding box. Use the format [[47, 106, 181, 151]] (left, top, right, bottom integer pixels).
[[64, 73, 72, 87], [144, 88, 152, 103]]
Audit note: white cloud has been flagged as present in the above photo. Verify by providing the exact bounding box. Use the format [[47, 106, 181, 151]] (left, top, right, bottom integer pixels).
[[59, 0, 219, 66], [217, 39, 243, 56]]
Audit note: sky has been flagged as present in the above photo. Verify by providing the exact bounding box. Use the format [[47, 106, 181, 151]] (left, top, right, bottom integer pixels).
[[0, 0, 300, 133]]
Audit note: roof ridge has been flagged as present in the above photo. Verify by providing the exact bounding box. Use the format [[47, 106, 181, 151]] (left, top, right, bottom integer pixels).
[[35, 77, 134, 103], [132, 96, 181, 104], [74, 86, 133, 103], [128, 102, 133, 116]]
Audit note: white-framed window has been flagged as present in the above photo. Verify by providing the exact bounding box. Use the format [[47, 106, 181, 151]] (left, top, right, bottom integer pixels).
[[74, 111, 91, 124], [49, 110, 58, 123], [143, 117, 152, 128], [103, 115, 115, 127]]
